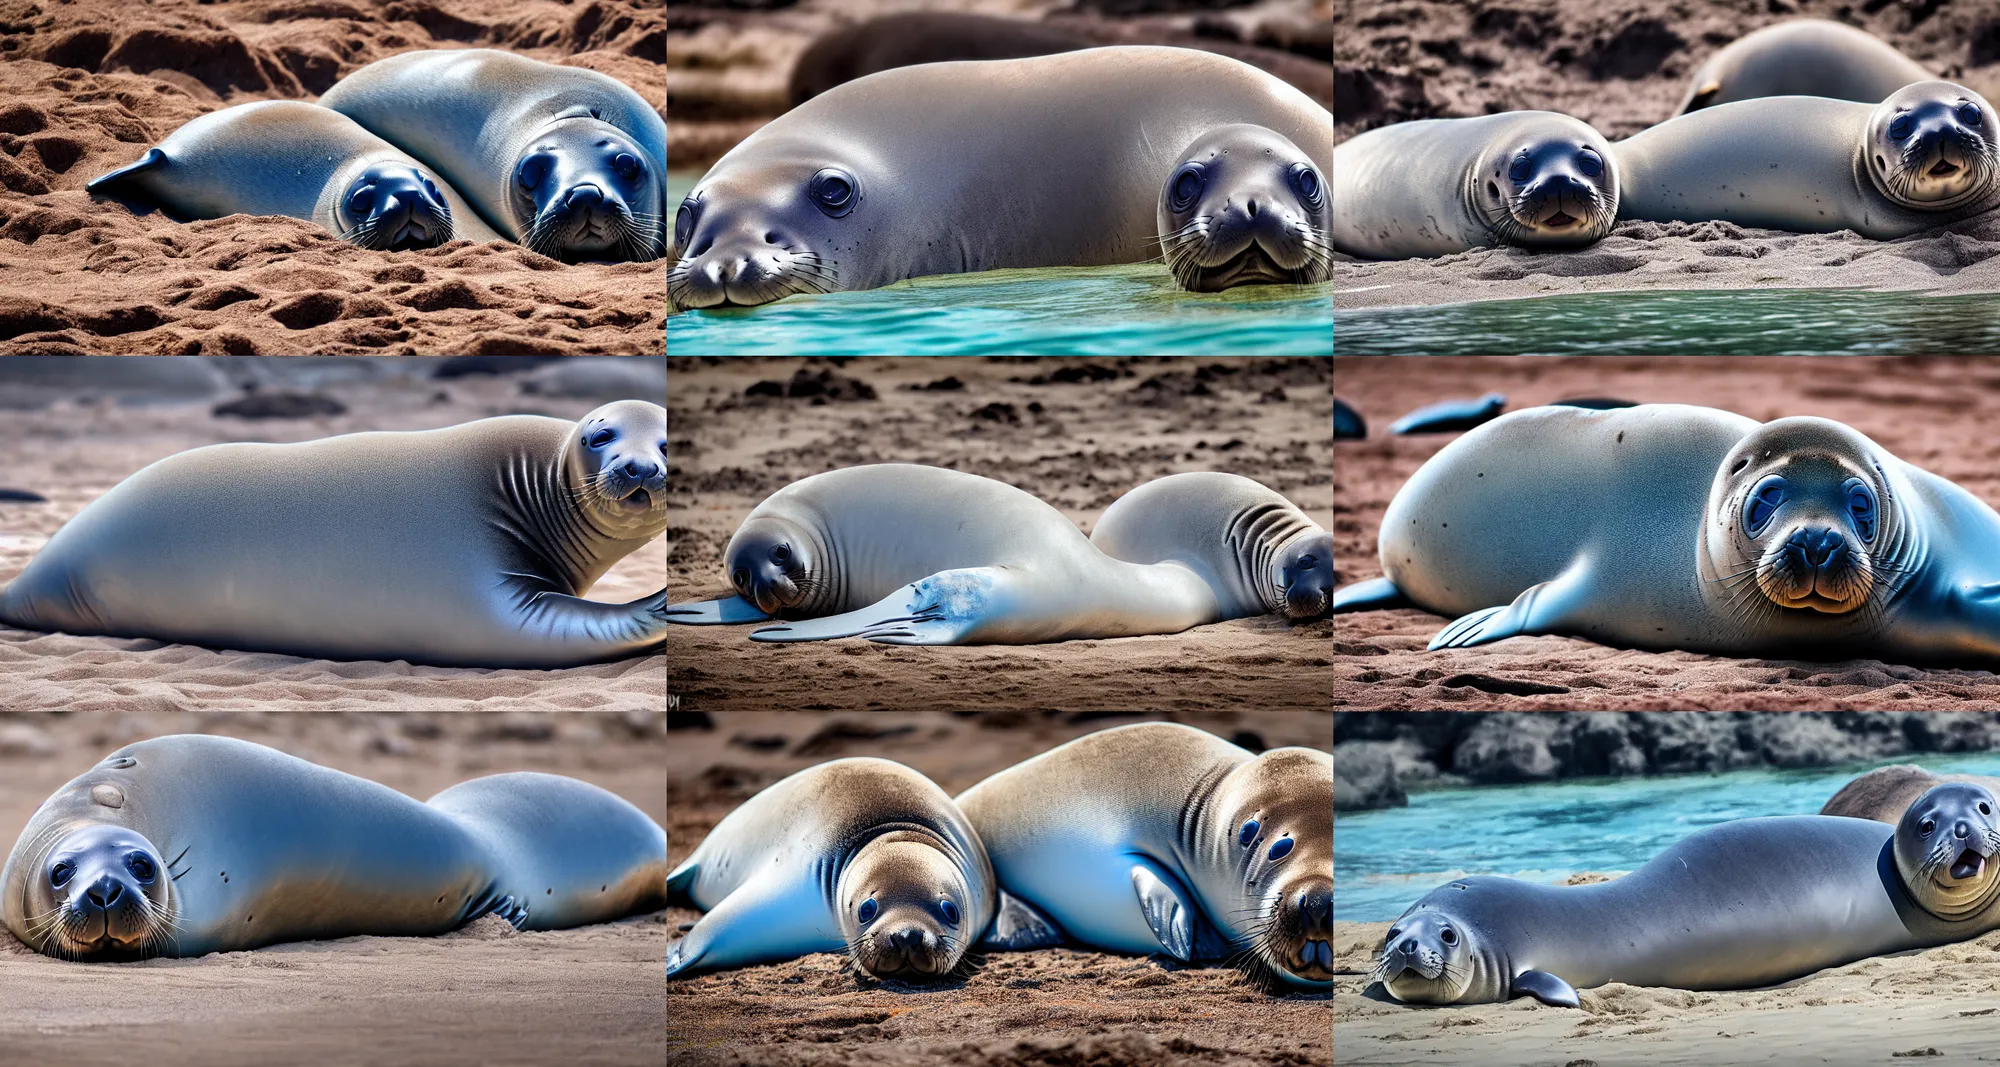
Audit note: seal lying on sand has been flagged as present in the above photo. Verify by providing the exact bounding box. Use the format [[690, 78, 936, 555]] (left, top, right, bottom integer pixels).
[[957, 723, 1332, 990], [1677, 20, 1933, 114], [1373, 783, 2000, 1005], [0, 401, 666, 669], [1, 735, 667, 959], [1091, 472, 1332, 619], [1335, 404, 2000, 664], [1823, 765, 2000, 823], [788, 13, 1095, 107]]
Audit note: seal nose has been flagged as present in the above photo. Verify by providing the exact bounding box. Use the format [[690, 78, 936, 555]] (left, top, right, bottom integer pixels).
[[1785, 528, 1847, 570], [565, 184, 604, 210], [890, 927, 928, 953], [622, 458, 660, 481], [1399, 937, 1418, 955], [1298, 886, 1331, 932], [84, 875, 122, 909]]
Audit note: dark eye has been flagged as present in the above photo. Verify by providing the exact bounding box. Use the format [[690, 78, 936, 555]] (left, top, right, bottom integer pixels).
[[1890, 114, 1913, 140], [1744, 475, 1787, 536], [517, 157, 547, 190], [939, 899, 960, 925], [1440, 928, 1458, 946], [127, 854, 155, 882], [1960, 102, 1983, 126], [1844, 478, 1877, 543], [50, 862, 74, 888], [1508, 154, 1533, 183], [1170, 163, 1206, 213], [612, 152, 642, 181], [588, 428, 615, 448], [810, 168, 858, 218], [1981, 801, 1992, 816], [1577, 149, 1603, 178], [1921, 817, 1936, 836], [1296, 555, 1317, 569], [675, 199, 696, 250], [772, 544, 791, 564], [858, 898, 878, 923], [1286, 163, 1322, 208], [1268, 838, 1294, 861], [1239, 819, 1260, 846]]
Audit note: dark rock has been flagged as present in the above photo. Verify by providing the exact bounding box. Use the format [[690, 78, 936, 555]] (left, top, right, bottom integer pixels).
[[1452, 714, 1562, 782], [667, 710, 714, 731], [1334, 741, 1407, 811], [211, 391, 346, 419], [745, 367, 876, 403]]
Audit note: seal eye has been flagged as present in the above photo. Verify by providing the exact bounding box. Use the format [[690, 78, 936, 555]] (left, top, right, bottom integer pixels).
[[809, 168, 859, 218], [50, 862, 74, 888], [858, 898, 878, 924], [1239, 819, 1260, 846], [1170, 163, 1206, 213], [1508, 154, 1533, 183], [1844, 478, 1877, 543], [939, 899, 961, 926], [1960, 102, 1983, 127], [517, 157, 548, 191], [1982, 801, 1993, 816], [1890, 114, 1913, 141], [1743, 475, 1788, 536], [1576, 148, 1604, 178], [1286, 163, 1323, 209], [588, 428, 615, 448], [612, 152, 643, 182], [772, 544, 791, 563], [1268, 838, 1294, 862], [107, 757, 136, 769], [1440, 927, 1458, 946], [674, 198, 696, 251], [1921, 817, 1937, 836], [348, 185, 375, 214], [127, 854, 155, 883], [1296, 554, 1317, 569]]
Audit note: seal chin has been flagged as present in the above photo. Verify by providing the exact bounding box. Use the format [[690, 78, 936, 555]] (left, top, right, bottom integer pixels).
[[854, 925, 953, 979]]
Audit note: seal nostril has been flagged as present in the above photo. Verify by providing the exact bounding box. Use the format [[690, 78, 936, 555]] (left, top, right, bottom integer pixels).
[[1400, 937, 1417, 954]]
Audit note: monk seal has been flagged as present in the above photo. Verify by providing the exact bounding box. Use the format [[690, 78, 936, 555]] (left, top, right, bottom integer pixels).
[[0, 400, 667, 668], [788, 13, 1094, 107], [1373, 783, 2000, 1005], [1334, 404, 2000, 664], [1331, 112, 1619, 259], [663, 463, 1227, 644], [1612, 81, 2000, 239], [955, 723, 1332, 990], [85, 101, 502, 250], [1, 734, 668, 959], [1678, 20, 1932, 114], [1089, 472, 1332, 619], [1388, 393, 1507, 435], [1823, 765, 2000, 823], [1158, 124, 1331, 290], [665, 757, 1000, 980], [320, 49, 666, 263], [669, 46, 1332, 308]]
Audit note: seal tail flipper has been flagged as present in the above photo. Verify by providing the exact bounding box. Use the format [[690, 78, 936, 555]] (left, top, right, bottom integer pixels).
[[748, 568, 1003, 645], [663, 594, 772, 625], [1332, 577, 1412, 614], [666, 859, 698, 905], [85, 148, 168, 194], [981, 889, 1065, 952], [1511, 969, 1581, 1008]]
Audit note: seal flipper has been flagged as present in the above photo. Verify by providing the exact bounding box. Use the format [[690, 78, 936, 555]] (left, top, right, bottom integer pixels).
[[1427, 562, 1592, 651], [663, 870, 845, 978], [1131, 859, 1202, 962], [748, 568, 1003, 645], [663, 594, 772, 625], [1510, 969, 1580, 1008], [498, 580, 667, 666], [981, 889, 1064, 951], [666, 859, 698, 905], [85, 148, 168, 194], [1332, 577, 1412, 614]]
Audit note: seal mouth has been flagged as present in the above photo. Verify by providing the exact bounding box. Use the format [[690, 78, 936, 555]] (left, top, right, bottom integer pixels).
[[1542, 210, 1577, 227], [1930, 159, 1962, 177], [1949, 848, 1987, 883], [1289, 939, 1335, 979]]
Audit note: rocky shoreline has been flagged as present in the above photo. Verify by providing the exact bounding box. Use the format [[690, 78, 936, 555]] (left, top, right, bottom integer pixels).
[[1334, 711, 2000, 810]]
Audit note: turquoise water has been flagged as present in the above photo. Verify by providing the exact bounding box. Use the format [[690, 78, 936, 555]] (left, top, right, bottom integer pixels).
[[1335, 288, 2000, 355], [1335, 752, 2000, 922], [666, 172, 1331, 355]]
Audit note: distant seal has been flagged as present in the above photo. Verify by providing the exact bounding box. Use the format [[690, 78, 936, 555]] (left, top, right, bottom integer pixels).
[[1333, 404, 2000, 664], [0, 401, 667, 668], [1090, 472, 1333, 619], [1374, 783, 2000, 1005], [1, 734, 668, 959], [1334, 398, 1366, 440], [665, 757, 998, 980], [788, 13, 1094, 107], [1158, 124, 1331, 290], [663, 463, 1233, 644], [1613, 81, 2000, 238], [321, 49, 666, 263], [1678, 20, 1932, 114], [956, 723, 1333, 990], [1823, 765, 2000, 823], [670, 46, 1332, 308], [86, 101, 501, 250], [1389, 393, 1506, 434], [1332, 112, 1619, 259]]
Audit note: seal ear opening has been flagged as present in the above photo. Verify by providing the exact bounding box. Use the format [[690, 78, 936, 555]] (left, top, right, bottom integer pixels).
[[85, 147, 168, 195]]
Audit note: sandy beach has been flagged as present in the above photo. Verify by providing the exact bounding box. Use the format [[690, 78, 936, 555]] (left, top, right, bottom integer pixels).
[[0, 357, 666, 712], [666, 356, 1331, 713], [1332, 1, 2000, 308], [1334, 356, 2000, 710], [0, 0, 663, 354], [0, 709, 667, 1067], [666, 709, 1332, 1067]]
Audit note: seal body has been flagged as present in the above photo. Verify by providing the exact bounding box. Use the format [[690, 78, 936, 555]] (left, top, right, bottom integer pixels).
[[0, 401, 667, 668], [665, 757, 996, 980], [669, 46, 1333, 308], [1333, 404, 2000, 664], [1332, 111, 1618, 259], [1822, 765, 2000, 823], [85, 100, 502, 250], [1091, 472, 1332, 619], [1678, 20, 1932, 114], [0, 735, 668, 958], [1158, 124, 1331, 290], [788, 13, 1094, 106], [664, 463, 1226, 644], [956, 723, 1332, 989], [321, 49, 666, 262], [1613, 82, 2000, 238]]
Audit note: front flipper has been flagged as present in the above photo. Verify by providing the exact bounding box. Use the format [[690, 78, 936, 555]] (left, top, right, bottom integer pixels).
[[666, 860, 698, 906], [663, 872, 842, 979], [85, 147, 167, 194], [981, 890, 1065, 951], [504, 584, 667, 666], [1426, 563, 1591, 651], [663, 594, 772, 625], [1511, 969, 1580, 1008], [1131, 858, 1203, 962], [750, 568, 1004, 645], [1333, 577, 1413, 614]]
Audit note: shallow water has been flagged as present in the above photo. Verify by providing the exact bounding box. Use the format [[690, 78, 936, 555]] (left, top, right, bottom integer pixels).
[[1335, 288, 2000, 355], [1334, 752, 2000, 922]]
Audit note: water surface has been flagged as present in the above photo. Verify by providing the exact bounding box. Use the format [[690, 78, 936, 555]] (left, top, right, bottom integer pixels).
[[1335, 752, 2000, 922]]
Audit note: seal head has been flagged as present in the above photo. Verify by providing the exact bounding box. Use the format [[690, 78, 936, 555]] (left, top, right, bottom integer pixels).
[[839, 830, 975, 979], [1371, 905, 1481, 1004], [1465, 119, 1618, 248], [1864, 81, 2000, 211], [565, 399, 669, 541], [514, 115, 665, 263], [1157, 124, 1331, 291], [669, 144, 850, 309], [339, 162, 454, 251], [722, 513, 827, 617], [1212, 748, 1333, 988], [1893, 783, 2000, 922], [18, 823, 174, 960], [1276, 529, 1334, 619]]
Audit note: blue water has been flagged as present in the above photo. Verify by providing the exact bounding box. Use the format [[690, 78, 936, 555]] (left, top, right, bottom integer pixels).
[[1335, 288, 2000, 355], [1335, 752, 2000, 922]]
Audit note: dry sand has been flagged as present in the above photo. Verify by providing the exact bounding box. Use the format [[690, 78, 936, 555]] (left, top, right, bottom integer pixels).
[[666, 709, 1332, 1067], [0, 0, 664, 354], [1334, 355, 2000, 710], [0, 361, 666, 712], [0, 710, 667, 1067], [1332, 0, 2000, 308], [666, 356, 1332, 713]]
